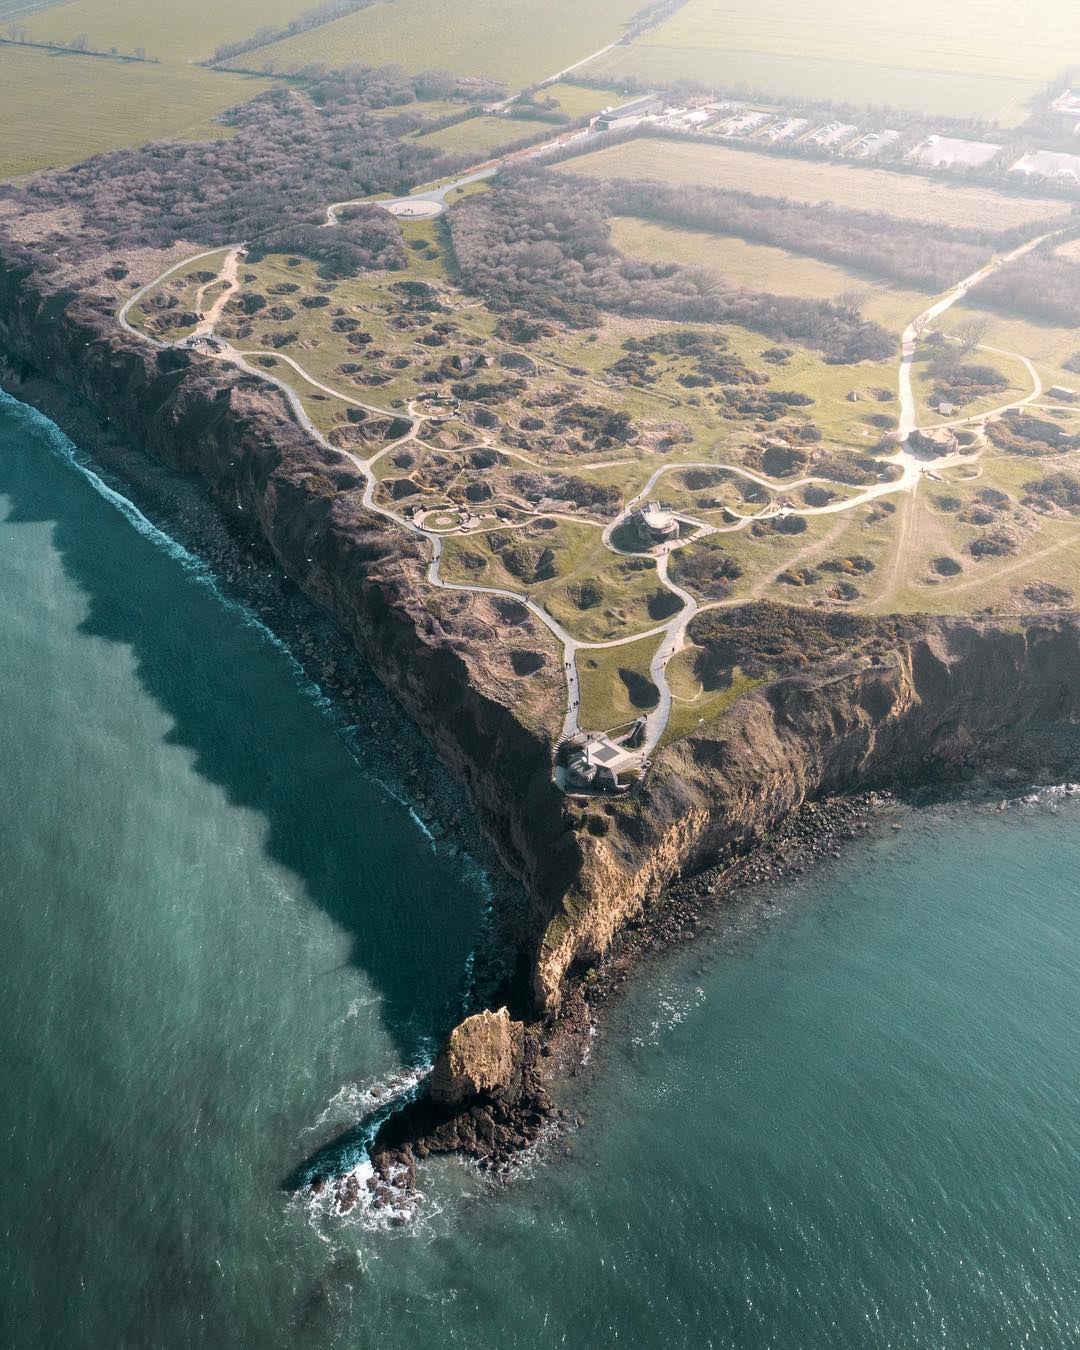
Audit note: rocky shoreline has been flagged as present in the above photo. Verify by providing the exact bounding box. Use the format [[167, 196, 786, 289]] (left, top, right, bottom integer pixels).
[[7, 350, 1080, 1215], [311, 789, 902, 1216]]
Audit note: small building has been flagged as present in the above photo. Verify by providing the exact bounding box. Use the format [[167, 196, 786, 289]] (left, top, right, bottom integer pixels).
[[566, 736, 639, 791], [595, 95, 664, 132], [1049, 385, 1077, 402], [634, 501, 680, 546], [907, 426, 959, 456], [937, 401, 956, 416]]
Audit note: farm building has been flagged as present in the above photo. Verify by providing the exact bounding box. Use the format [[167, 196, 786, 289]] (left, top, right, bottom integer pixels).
[[595, 94, 664, 131]]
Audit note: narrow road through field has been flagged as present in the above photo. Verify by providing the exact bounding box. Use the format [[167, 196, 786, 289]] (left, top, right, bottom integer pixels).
[[898, 231, 1060, 438]]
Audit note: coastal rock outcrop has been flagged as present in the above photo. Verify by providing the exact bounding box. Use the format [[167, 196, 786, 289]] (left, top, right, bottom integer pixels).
[[429, 1007, 524, 1107], [533, 620, 1080, 1005]]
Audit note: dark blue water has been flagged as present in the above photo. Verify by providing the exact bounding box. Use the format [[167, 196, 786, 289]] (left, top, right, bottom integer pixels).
[[4, 393, 1080, 1349]]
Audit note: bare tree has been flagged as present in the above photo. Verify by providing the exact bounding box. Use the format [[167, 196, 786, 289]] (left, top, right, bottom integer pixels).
[[69, 32, 91, 50], [835, 290, 867, 319], [6, 23, 28, 42], [955, 316, 990, 355]]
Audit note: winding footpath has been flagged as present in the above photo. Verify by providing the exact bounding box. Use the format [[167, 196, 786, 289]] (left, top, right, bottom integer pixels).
[[117, 186, 1064, 786]]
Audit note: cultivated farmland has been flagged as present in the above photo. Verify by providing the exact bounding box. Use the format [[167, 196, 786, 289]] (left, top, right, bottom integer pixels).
[[584, 0, 1080, 124], [557, 140, 1073, 231], [0, 46, 266, 179], [20, 0, 319, 63], [252, 0, 648, 90]]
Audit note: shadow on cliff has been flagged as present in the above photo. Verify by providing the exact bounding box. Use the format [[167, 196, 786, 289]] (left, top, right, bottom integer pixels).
[[0, 404, 486, 1076]]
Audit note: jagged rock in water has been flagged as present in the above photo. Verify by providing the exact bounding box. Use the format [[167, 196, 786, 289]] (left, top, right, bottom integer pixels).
[[429, 1007, 524, 1107]]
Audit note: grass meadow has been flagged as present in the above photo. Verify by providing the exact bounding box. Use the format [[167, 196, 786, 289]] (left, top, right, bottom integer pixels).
[[584, 0, 1080, 123], [0, 46, 267, 178], [252, 0, 647, 90], [416, 116, 556, 155], [20, 0, 318, 63], [558, 140, 1073, 232], [610, 217, 933, 336]]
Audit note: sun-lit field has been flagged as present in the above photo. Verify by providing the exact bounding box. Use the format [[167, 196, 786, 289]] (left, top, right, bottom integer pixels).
[[416, 116, 556, 155], [0, 46, 265, 179], [584, 0, 1080, 123], [0, 0, 314, 178], [123, 194, 1080, 732], [251, 0, 646, 90], [611, 218, 933, 336], [20, 0, 317, 62], [535, 83, 627, 120], [558, 140, 1073, 231]]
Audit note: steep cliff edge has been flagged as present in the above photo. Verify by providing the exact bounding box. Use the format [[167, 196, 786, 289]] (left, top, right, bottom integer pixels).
[[536, 620, 1080, 1005], [0, 257, 582, 965], [2, 256, 1079, 1033]]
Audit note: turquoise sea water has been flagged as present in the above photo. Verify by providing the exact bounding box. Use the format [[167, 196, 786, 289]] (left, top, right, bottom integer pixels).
[[3, 394, 1080, 1349]]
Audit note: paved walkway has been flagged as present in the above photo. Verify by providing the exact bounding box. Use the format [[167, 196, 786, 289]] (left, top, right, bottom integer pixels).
[[118, 177, 1065, 787]]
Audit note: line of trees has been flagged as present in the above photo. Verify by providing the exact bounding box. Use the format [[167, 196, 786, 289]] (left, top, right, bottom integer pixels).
[[5, 79, 473, 265], [601, 177, 1017, 292], [974, 249, 1080, 326], [210, 0, 377, 63], [3, 26, 153, 60], [448, 168, 894, 363]]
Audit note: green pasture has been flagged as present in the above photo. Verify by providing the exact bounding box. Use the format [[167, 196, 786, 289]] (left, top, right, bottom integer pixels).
[[558, 140, 1072, 232], [611, 217, 934, 337], [0, 46, 265, 178], [416, 116, 555, 155], [253, 0, 647, 91], [21, 0, 316, 62], [576, 634, 662, 731], [583, 0, 1079, 124]]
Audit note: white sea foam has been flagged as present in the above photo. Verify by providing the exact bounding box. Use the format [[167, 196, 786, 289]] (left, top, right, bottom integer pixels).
[[6, 393, 454, 855], [631, 983, 707, 1047], [310, 1060, 432, 1135], [994, 783, 1080, 811]]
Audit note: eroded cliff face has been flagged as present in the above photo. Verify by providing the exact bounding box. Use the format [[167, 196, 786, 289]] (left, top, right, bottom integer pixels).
[[535, 621, 1080, 1005], [0, 259, 581, 956], [3, 256, 1079, 1025]]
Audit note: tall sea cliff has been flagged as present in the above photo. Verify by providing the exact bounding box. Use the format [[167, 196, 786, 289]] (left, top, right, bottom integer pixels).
[[2, 250, 1079, 1022]]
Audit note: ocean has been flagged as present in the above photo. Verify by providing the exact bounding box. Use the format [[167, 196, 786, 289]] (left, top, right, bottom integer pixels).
[[3, 393, 1080, 1349]]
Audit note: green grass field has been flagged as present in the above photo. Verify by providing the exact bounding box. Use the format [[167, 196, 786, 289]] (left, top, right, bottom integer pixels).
[[20, 0, 318, 62], [0, 46, 267, 178], [0, 0, 306, 178], [661, 654, 762, 746], [253, 0, 647, 90], [559, 140, 1072, 232], [534, 83, 626, 119], [577, 635, 661, 731], [942, 304, 1080, 403], [611, 217, 933, 336], [130, 216, 1080, 727], [584, 0, 1079, 124], [416, 115, 556, 155]]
